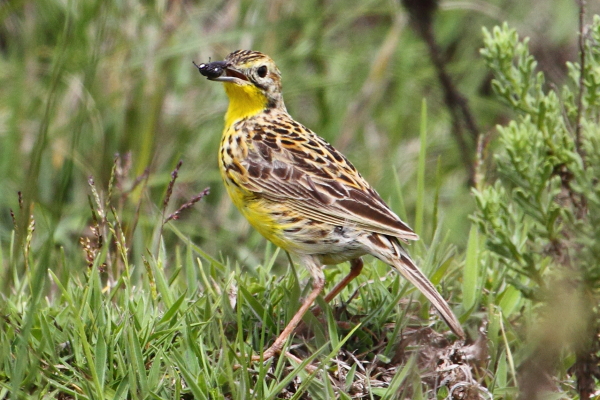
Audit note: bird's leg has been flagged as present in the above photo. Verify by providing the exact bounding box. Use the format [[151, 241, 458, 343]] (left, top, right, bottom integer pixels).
[[254, 273, 325, 361], [323, 258, 364, 302], [305, 258, 363, 321]]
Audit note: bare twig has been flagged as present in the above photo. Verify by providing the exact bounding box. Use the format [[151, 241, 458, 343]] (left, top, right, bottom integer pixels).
[[158, 161, 210, 252], [8, 192, 22, 231], [163, 187, 210, 224], [125, 167, 150, 247], [570, 7, 596, 400], [158, 160, 183, 243], [575, 0, 587, 166], [335, 14, 406, 152], [163, 160, 183, 213], [402, 0, 480, 186]]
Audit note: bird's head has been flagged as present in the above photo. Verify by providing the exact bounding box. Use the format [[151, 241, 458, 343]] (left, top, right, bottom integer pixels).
[[195, 50, 285, 112]]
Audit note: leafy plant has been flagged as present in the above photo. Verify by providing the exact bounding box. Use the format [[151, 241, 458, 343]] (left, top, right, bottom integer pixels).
[[474, 17, 600, 399]]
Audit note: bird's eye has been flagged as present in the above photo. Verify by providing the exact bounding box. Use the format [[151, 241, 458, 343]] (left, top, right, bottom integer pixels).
[[257, 65, 268, 78]]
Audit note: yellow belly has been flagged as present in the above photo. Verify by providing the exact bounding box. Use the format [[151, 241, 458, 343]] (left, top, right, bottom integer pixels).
[[220, 168, 367, 263], [221, 174, 295, 251]]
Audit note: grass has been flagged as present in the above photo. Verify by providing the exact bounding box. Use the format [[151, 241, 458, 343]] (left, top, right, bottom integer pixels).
[[1, 128, 474, 398], [0, 162, 467, 399], [0, 0, 588, 398]]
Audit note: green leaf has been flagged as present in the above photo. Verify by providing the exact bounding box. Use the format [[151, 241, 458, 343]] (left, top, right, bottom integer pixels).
[[462, 225, 480, 311], [415, 98, 428, 236], [495, 351, 507, 390], [498, 286, 522, 318], [95, 332, 107, 391], [158, 292, 187, 326], [171, 350, 209, 400]]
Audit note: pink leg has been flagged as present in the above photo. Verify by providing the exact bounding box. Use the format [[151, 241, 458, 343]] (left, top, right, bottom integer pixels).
[[253, 275, 325, 361], [324, 258, 364, 302]]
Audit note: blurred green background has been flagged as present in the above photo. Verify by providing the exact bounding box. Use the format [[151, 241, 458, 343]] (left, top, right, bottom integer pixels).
[[3, 1, 600, 398], [0, 0, 585, 279]]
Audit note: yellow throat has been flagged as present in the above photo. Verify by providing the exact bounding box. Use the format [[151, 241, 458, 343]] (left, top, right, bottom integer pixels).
[[223, 81, 268, 127]]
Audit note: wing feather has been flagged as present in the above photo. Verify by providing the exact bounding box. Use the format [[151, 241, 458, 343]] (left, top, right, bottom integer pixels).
[[238, 113, 418, 241]]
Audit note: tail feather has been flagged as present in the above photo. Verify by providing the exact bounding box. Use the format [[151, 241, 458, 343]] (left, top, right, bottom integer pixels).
[[392, 253, 465, 338], [369, 235, 465, 338]]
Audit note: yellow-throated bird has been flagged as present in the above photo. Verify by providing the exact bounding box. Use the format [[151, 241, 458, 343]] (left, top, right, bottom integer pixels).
[[195, 50, 464, 360]]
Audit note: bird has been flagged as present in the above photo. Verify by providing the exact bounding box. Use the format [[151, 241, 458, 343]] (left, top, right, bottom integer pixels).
[[194, 50, 465, 360]]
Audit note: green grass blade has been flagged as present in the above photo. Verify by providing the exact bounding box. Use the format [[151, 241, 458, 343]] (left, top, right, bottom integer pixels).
[[380, 354, 416, 399], [171, 350, 209, 400], [158, 291, 187, 326], [95, 332, 107, 392], [462, 224, 479, 311], [414, 98, 428, 236], [127, 326, 149, 396]]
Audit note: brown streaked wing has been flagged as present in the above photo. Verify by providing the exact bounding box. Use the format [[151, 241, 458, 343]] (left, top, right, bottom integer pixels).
[[240, 124, 418, 241]]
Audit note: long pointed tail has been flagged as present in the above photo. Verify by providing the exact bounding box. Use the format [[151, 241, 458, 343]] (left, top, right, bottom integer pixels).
[[370, 235, 465, 338], [392, 252, 465, 338]]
